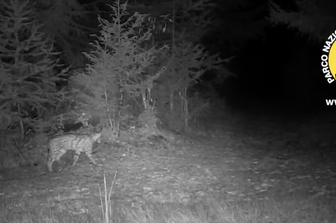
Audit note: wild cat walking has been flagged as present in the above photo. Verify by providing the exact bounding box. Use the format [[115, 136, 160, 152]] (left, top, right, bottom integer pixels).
[[47, 132, 102, 172]]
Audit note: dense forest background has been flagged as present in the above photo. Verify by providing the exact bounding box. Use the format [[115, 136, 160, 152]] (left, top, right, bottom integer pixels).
[[1, 0, 336, 169]]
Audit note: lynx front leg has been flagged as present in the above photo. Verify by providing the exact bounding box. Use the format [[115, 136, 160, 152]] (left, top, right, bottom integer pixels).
[[72, 152, 80, 166]]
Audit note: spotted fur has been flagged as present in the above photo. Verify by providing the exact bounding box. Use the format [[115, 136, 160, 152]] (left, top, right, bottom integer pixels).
[[47, 132, 101, 172]]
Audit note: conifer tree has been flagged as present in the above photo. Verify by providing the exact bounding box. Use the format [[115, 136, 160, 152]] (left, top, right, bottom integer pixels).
[[70, 0, 166, 138], [0, 0, 66, 137], [269, 0, 336, 41]]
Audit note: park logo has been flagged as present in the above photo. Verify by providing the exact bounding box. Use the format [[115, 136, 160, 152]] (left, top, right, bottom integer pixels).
[[321, 30, 336, 84]]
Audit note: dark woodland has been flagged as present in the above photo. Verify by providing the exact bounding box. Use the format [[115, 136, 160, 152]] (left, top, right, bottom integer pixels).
[[0, 0, 335, 222]]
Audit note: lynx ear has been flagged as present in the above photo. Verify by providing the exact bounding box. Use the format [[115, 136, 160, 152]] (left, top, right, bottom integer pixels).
[[94, 132, 102, 141]]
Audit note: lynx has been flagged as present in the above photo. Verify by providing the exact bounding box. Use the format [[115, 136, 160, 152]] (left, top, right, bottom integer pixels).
[[47, 132, 102, 172]]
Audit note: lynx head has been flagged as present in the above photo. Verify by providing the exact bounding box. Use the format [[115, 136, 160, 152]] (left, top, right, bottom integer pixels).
[[91, 132, 102, 143]]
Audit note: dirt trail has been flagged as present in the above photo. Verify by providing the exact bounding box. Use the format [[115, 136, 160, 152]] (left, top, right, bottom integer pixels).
[[1, 109, 336, 207]]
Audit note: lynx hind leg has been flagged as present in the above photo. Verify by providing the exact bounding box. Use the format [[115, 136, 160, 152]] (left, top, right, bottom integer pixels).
[[47, 152, 64, 172], [47, 158, 54, 172], [48, 148, 67, 172]]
